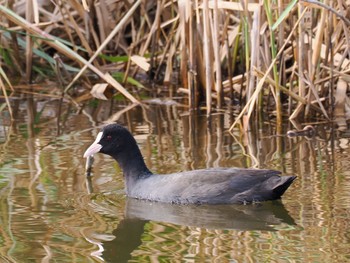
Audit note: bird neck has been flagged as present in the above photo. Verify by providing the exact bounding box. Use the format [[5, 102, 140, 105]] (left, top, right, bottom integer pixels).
[[112, 146, 152, 190]]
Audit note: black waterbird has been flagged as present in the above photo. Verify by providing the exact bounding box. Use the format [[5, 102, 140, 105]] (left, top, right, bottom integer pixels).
[[83, 124, 296, 205]]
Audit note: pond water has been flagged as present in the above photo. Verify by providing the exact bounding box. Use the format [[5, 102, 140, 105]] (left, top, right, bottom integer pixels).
[[1, 95, 350, 262]]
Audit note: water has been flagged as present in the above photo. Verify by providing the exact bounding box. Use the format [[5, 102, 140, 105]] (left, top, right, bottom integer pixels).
[[1, 96, 350, 262]]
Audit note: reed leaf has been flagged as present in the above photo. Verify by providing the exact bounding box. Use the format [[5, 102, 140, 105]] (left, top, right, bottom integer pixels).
[[272, 0, 298, 31]]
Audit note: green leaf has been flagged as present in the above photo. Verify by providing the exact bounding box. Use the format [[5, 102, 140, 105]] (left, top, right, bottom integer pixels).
[[0, 47, 12, 65], [1, 31, 81, 72], [272, 0, 298, 31], [111, 72, 144, 88], [100, 54, 129, 63]]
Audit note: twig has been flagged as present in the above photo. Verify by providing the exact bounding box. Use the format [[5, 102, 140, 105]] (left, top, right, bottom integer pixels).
[[301, 0, 350, 27]]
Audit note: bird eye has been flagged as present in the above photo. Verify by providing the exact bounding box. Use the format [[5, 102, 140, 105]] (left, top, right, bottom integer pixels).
[[106, 135, 112, 140]]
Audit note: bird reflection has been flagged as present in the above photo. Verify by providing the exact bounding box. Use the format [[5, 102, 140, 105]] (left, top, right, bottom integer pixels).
[[101, 197, 296, 262]]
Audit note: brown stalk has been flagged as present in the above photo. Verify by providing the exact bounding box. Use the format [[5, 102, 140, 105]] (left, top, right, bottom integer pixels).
[[203, 0, 212, 115], [301, 74, 330, 118], [94, 0, 110, 43], [212, 0, 223, 108], [178, 0, 189, 90], [0, 76, 13, 119], [294, 2, 307, 119], [188, 1, 198, 108], [255, 69, 325, 114], [154, 21, 177, 82], [247, 8, 260, 109], [164, 26, 181, 83], [25, 0, 34, 83], [229, 7, 309, 131], [56, 2, 77, 53], [301, 0, 350, 26], [140, 0, 164, 56], [60, 2, 95, 60], [310, 3, 327, 81]]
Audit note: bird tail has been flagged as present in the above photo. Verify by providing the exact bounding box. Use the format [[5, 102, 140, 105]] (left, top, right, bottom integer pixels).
[[273, 176, 296, 198]]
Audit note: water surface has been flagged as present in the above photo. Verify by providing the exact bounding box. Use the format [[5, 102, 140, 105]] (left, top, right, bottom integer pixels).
[[1, 96, 350, 262]]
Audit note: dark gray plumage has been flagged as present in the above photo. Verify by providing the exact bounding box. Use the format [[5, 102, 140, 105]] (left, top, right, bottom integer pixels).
[[84, 124, 296, 204]]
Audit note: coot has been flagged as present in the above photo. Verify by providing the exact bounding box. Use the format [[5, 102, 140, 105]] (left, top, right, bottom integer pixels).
[[83, 124, 296, 204]]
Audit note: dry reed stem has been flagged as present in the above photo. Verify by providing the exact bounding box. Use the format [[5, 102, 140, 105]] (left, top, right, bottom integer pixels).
[[301, 0, 350, 26], [59, 3, 95, 60], [178, 0, 188, 89], [25, 0, 33, 83], [247, 8, 259, 106], [301, 74, 329, 118], [64, 0, 142, 95], [207, 1, 259, 12], [154, 19, 177, 80], [203, 0, 212, 115], [255, 69, 324, 114], [212, 0, 223, 108], [229, 7, 309, 131], [140, 0, 164, 56], [0, 0, 349, 126], [311, 4, 327, 80], [0, 76, 13, 119], [0, 4, 139, 103], [164, 26, 181, 83], [188, 0, 198, 108], [264, 0, 282, 127], [0, 66, 14, 92]]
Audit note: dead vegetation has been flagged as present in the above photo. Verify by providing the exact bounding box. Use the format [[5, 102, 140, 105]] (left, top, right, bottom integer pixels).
[[0, 0, 349, 129]]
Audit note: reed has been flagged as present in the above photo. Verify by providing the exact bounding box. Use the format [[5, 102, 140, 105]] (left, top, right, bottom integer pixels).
[[0, 0, 348, 126]]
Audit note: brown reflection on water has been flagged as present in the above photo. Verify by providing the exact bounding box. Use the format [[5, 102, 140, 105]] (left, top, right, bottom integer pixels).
[[0, 96, 350, 262]]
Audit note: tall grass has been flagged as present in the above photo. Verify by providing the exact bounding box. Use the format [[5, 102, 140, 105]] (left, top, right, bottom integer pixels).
[[0, 0, 349, 128]]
